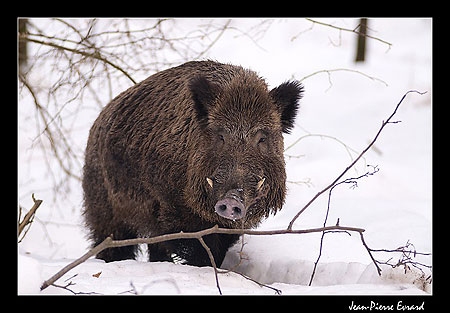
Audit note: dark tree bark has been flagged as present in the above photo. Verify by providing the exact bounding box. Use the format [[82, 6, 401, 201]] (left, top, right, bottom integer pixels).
[[355, 18, 368, 63], [18, 18, 28, 74]]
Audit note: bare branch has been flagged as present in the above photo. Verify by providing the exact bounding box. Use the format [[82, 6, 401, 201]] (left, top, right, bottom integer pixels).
[[19, 35, 137, 84], [284, 132, 366, 171], [193, 19, 232, 60], [359, 232, 383, 276], [18, 194, 42, 241], [19, 73, 82, 182], [223, 270, 282, 295], [369, 240, 432, 275], [287, 90, 427, 230], [298, 68, 388, 92], [198, 237, 222, 295], [40, 236, 114, 291], [41, 219, 423, 293], [309, 165, 380, 285], [40, 224, 366, 292], [305, 18, 392, 50]]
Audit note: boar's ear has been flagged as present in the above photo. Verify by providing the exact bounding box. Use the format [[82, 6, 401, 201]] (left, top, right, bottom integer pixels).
[[270, 81, 304, 134], [189, 75, 220, 127]]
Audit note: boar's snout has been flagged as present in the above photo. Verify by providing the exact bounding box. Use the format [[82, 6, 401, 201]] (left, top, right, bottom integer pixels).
[[214, 189, 246, 220]]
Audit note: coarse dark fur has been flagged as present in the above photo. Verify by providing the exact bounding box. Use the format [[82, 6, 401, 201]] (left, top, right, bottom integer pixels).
[[82, 60, 303, 267]]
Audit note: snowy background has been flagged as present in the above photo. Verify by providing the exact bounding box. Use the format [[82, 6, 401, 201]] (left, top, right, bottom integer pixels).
[[18, 18, 432, 295]]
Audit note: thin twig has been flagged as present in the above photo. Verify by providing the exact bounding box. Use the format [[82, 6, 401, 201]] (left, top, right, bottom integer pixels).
[[284, 132, 366, 172], [51, 281, 102, 295], [198, 237, 222, 295], [225, 270, 282, 295], [287, 90, 427, 230], [20, 35, 137, 84], [305, 18, 392, 50], [194, 19, 232, 60], [369, 240, 432, 276], [309, 165, 380, 285], [299, 68, 388, 92], [359, 232, 383, 276]]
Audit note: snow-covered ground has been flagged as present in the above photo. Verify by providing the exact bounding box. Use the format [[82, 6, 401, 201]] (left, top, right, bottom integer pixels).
[[18, 18, 432, 295]]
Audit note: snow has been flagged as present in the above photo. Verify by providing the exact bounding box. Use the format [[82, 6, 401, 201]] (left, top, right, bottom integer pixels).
[[19, 252, 429, 295], [18, 18, 432, 295]]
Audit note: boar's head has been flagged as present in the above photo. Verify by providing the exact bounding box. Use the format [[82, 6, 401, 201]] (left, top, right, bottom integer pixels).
[[185, 70, 303, 228]]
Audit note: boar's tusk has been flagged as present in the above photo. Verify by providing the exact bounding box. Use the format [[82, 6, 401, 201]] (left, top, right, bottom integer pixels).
[[256, 177, 265, 191], [206, 177, 214, 188]]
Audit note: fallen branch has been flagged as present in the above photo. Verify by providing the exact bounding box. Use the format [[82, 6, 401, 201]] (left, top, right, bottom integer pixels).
[[40, 224, 367, 292]]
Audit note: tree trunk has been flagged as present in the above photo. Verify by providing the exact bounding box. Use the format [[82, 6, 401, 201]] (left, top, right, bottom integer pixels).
[[18, 18, 28, 74], [355, 18, 368, 63]]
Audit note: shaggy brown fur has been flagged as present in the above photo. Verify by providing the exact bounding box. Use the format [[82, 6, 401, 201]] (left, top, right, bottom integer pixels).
[[82, 60, 303, 266]]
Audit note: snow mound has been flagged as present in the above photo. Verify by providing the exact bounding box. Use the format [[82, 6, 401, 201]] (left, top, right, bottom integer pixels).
[[223, 251, 430, 295]]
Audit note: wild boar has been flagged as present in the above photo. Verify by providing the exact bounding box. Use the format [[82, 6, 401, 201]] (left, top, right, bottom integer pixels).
[[82, 60, 303, 266]]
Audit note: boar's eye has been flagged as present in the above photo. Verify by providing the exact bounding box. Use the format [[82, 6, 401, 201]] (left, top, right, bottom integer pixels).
[[254, 130, 268, 151], [214, 130, 226, 145]]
